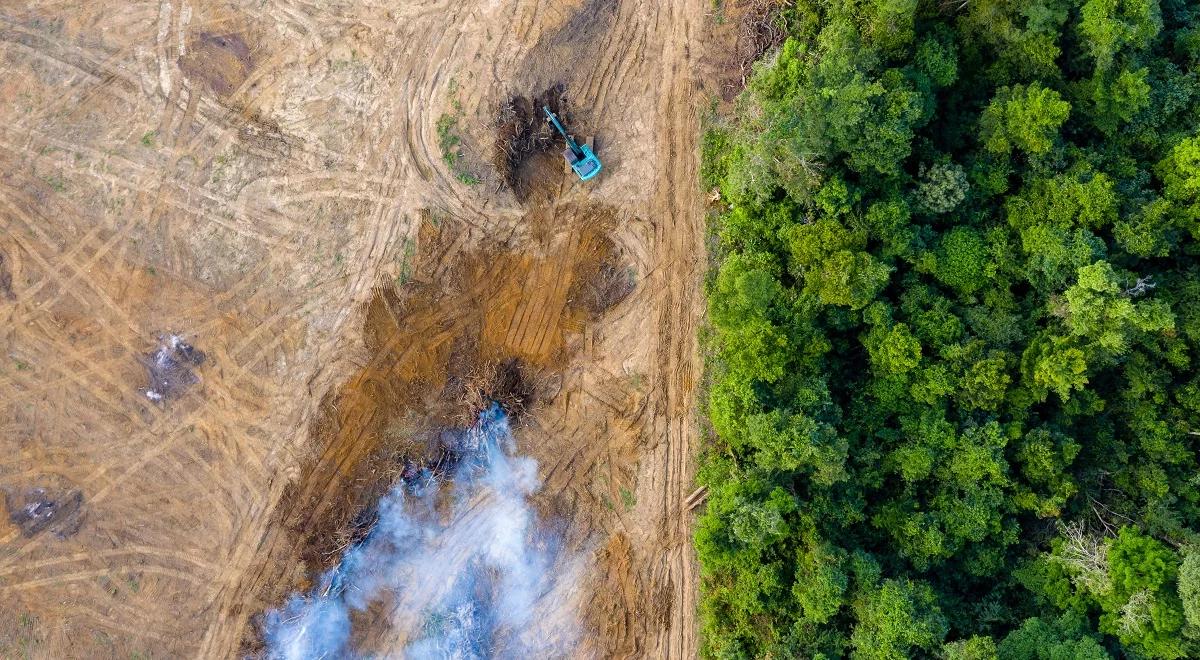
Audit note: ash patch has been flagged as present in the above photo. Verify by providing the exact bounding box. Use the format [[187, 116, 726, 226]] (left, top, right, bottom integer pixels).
[[179, 32, 254, 98], [6, 480, 84, 539], [493, 84, 572, 202], [142, 334, 207, 403]]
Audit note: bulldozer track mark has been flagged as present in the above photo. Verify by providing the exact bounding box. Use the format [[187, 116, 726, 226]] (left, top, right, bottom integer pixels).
[[0, 546, 219, 579], [3, 564, 208, 593]]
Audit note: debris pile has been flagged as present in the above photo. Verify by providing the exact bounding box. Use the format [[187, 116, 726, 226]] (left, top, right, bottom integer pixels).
[[571, 259, 636, 317], [142, 334, 207, 402], [6, 482, 84, 538], [493, 83, 572, 200]]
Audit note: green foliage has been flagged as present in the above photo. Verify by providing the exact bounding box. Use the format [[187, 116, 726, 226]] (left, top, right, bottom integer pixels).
[[1078, 0, 1162, 71], [1100, 528, 1186, 657], [932, 227, 988, 295], [980, 83, 1071, 156], [1158, 136, 1200, 235], [436, 113, 479, 185], [997, 615, 1111, 659], [915, 162, 969, 214], [1062, 261, 1175, 356], [1179, 549, 1200, 633], [943, 635, 998, 660], [698, 0, 1200, 656], [866, 323, 921, 375], [850, 579, 948, 659]]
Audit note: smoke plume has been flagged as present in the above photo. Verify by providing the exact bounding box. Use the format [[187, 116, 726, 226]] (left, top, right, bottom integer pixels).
[[263, 403, 578, 659]]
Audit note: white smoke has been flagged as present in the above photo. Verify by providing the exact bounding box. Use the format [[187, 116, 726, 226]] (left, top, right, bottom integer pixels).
[[263, 404, 578, 659]]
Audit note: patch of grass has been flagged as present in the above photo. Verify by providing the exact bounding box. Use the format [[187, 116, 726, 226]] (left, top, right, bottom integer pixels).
[[125, 573, 140, 593], [13, 358, 30, 371], [140, 131, 156, 148], [436, 113, 479, 185], [710, 0, 726, 25], [145, 266, 157, 276], [395, 238, 417, 287], [627, 370, 645, 388], [620, 487, 637, 511], [41, 174, 66, 192], [210, 151, 233, 183]]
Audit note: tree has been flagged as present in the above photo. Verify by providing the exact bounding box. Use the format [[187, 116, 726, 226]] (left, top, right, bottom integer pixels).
[[1179, 549, 1200, 635], [709, 251, 792, 383], [866, 323, 922, 376], [997, 615, 1111, 660], [932, 227, 988, 295], [1158, 136, 1200, 236], [915, 162, 969, 214], [958, 356, 1012, 412], [1021, 334, 1090, 401], [980, 84, 1071, 155], [943, 636, 998, 660], [1062, 261, 1175, 356], [850, 579, 948, 659], [1079, 0, 1162, 71], [1100, 527, 1186, 658]]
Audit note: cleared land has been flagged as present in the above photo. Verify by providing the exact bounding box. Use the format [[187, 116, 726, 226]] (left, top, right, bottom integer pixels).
[[0, 0, 731, 656]]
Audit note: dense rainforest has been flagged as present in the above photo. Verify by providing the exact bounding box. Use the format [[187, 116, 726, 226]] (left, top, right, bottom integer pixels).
[[696, 0, 1200, 657]]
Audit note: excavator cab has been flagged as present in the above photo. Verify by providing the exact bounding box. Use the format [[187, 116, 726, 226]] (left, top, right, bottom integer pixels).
[[543, 106, 602, 181]]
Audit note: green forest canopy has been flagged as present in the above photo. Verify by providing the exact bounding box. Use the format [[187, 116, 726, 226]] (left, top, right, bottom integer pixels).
[[697, 0, 1200, 657]]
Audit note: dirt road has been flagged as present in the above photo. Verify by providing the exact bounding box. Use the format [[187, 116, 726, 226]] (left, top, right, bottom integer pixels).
[[0, 0, 717, 656]]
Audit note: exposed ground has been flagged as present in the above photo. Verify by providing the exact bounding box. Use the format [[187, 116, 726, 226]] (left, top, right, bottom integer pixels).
[[0, 0, 730, 657]]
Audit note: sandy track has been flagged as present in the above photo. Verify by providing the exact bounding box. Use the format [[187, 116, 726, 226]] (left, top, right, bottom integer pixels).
[[0, 0, 716, 656]]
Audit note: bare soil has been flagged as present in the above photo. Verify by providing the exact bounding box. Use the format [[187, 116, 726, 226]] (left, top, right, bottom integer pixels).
[[0, 0, 734, 657]]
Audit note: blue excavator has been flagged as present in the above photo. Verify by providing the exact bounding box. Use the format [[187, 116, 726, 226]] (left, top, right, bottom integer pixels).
[[543, 106, 602, 181]]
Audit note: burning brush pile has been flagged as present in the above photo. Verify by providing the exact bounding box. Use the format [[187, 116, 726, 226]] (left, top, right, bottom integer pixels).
[[262, 402, 577, 659]]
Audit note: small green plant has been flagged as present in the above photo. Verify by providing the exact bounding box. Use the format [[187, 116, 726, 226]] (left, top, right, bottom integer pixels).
[[710, 0, 726, 25], [627, 370, 645, 388], [125, 573, 140, 593], [436, 113, 479, 185], [140, 131, 156, 147], [620, 487, 637, 511], [145, 266, 157, 276], [42, 174, 66, 192], [395, 238, 417, 287], [13, 358, 30, 371]]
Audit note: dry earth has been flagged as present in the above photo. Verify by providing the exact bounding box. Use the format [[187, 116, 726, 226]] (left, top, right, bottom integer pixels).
[[0, 0, 732, 657]]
